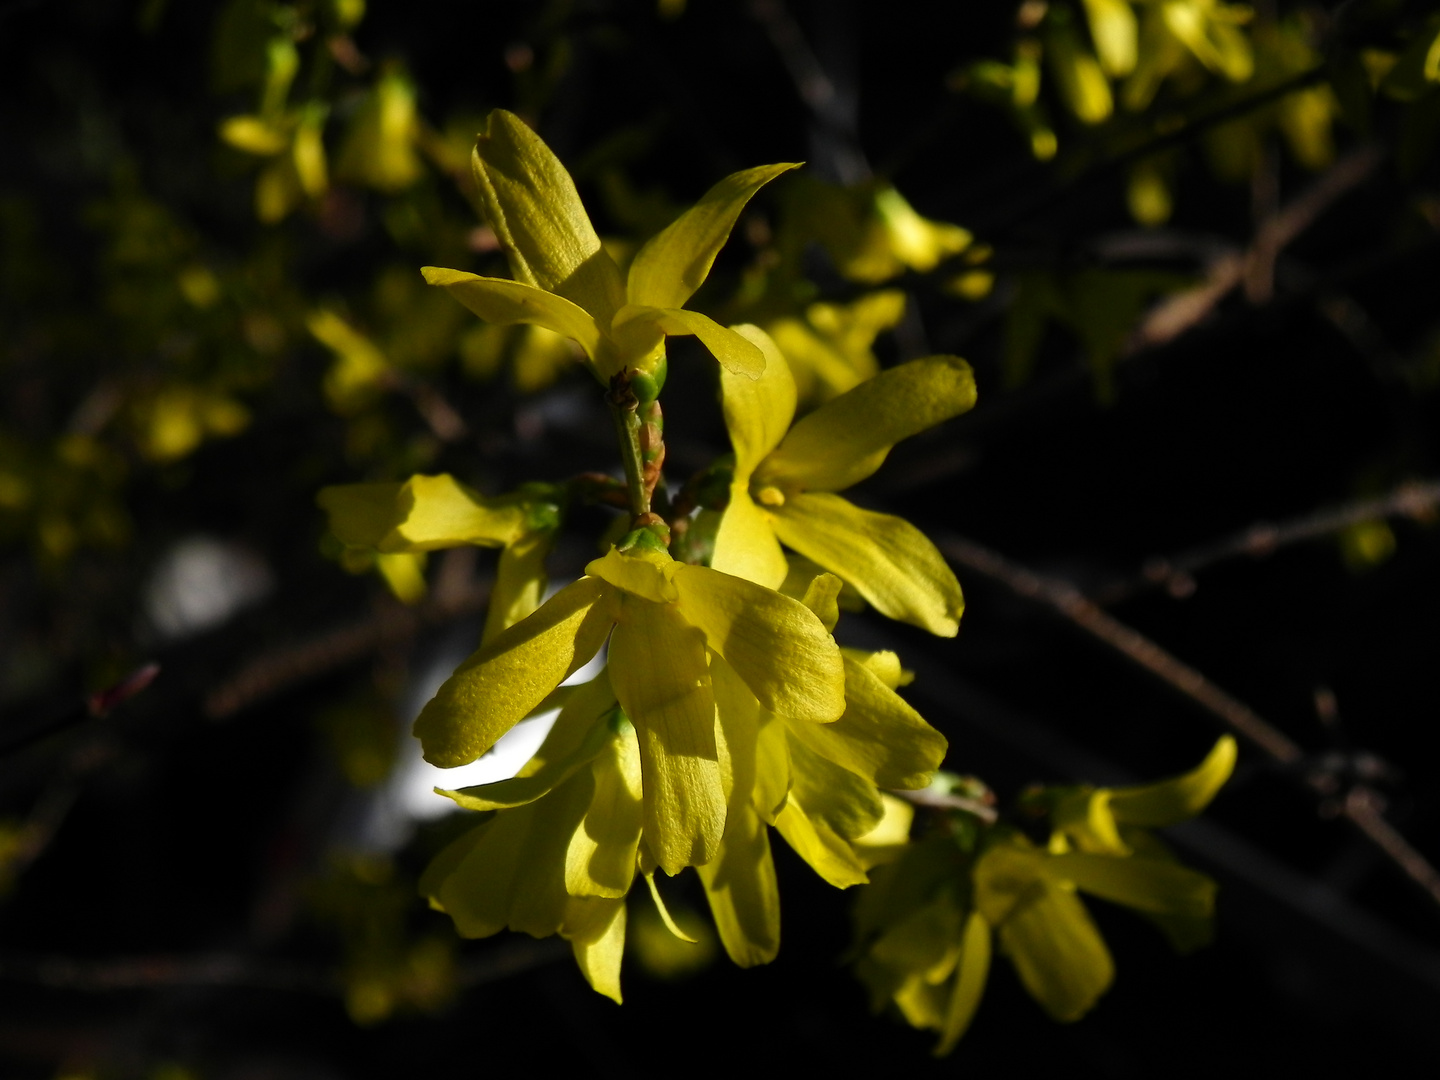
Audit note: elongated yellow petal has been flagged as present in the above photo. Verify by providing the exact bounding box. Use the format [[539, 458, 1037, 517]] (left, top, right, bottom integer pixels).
[[753, 713, 792, 823], [566, 719, 644, 898], [997, 880, 1113, 1023], [1052, 789, 1129, 855], [428, 772, 592, 939], [627, 162, 800, 309], [318, 474, 530, 552], [671, 564, 844, 722], [566, 897, 627, 1003], [1046, 852, 1216, 917], [775, 798, 869, 888], [869, 894, 963, 986], [414, 577, 617, 767], [516, 671, 616, 777], [470, 111, 625, 323], [1107, 736, 1237, 827], [787, 735, 884, 840], [786, 654, 947, 790], [710, 486, 788, 589], [482, 528, 553, 643], [697, 801, 781, 967], [615, 305, 765, 378], [771, 492, 964, 636], [421, 267, 603, 361], [757, 355, 976, 492], [608, 597, 726, 874], [720, 325, 796, 482], [439, 711, 613, 811], [935, 911, 992, 1055]]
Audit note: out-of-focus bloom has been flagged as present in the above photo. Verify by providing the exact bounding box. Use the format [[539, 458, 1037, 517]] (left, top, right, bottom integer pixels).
[[764, 289, 906, 402], [411, 535, 844, 877], [336, 67, 424, 193], [317, 473, 560, 638], [424, 110, 797, 398], [854, 737, 1235, 1053], [712, 327, 974, 635]]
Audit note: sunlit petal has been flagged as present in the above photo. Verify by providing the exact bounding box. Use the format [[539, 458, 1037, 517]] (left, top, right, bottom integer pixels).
[[608, 598, 726, 875], [771, 492, 963, 636], [719, 324, 796, 481], [414, 577, 617, 767], [671, 564, 844, 721], [470, 110, 625, 323], [627, 162, 799, 309], [421, 267, 603, 361], [757, 355, 976, 492]]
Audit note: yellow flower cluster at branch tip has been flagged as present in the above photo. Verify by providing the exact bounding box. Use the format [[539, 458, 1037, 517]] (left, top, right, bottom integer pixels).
[[712, 326, 975, 635], [422, 110, 800, 396], [854, 736, 1236, 1054], [412, 539, 844, 878]]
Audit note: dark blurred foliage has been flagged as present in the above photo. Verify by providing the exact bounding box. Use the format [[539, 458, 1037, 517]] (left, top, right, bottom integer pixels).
[[3, 0, 1440, 1075]]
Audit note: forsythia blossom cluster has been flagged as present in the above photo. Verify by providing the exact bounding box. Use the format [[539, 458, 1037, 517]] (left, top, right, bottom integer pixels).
[[319, 108, 1231, 1039]]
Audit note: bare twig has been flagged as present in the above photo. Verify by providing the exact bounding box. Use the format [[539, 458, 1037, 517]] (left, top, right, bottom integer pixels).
[[1131, 143, 1383, 350], [894, 786, 998, 823], [203, 572, 491, 721], [940, 533, 1440, 910], [1095, 478, 1440, 605]]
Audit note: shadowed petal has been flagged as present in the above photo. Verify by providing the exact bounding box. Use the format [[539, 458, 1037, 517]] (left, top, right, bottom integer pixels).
[[414, 577, 617, 767], [422, 267, 603, 360]]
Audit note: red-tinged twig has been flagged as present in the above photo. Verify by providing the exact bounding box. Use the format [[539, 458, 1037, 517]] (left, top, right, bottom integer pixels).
[[940, 533, 1440, 911], [1094, 478, 1440, 606], [0, 664, 161, 759]]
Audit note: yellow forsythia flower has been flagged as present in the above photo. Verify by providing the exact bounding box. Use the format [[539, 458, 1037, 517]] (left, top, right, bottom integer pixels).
[[424, 110, 798, 396], [713, 326, 974, 635]]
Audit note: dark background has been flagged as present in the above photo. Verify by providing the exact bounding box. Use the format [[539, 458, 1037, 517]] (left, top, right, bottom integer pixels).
[[2, 0, 1439, 1075]]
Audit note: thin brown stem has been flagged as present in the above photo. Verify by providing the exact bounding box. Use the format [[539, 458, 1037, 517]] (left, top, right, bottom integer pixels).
[[940, 533, 1440, 911]]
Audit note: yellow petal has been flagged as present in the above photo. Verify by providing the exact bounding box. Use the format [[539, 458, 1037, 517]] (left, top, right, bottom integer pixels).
[[1107, 735, 1237, 826], [934, 911, 992, 1055], [774, 798, 869, 888], [482, 528, 553, 643], [869, 894, 963, 985], [758, 355, 976, 492], [566, 897, 627, 1003], [696, 800, 781, 967], [438, 710, 614, 811], [770, 492, 963, 636], [719, 324, 796, 482], [608, 598, 726, 874], [318, 474, 532, 552], [585, 545, 679, 604], [516, 670, 617, 778], [615, 305, 765, 378], [710, 486, 788, 589], [565, 718, 644, 898], [797, 572, 844, 633], [787, 734, 884, 841], [997, 880, 1113, 1023], [1046, 851, 1216, 918], [470, 110, 626, 324], [414, 577, 617, 767], [626, 162, 800, 309], [671, 564, 845, 722], [1052, 788, 1130, 855], [753, 712, 792, 823], [786, 654, 947, 790], [421, 267, 603, 362], [219, 115, 288, 156]]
